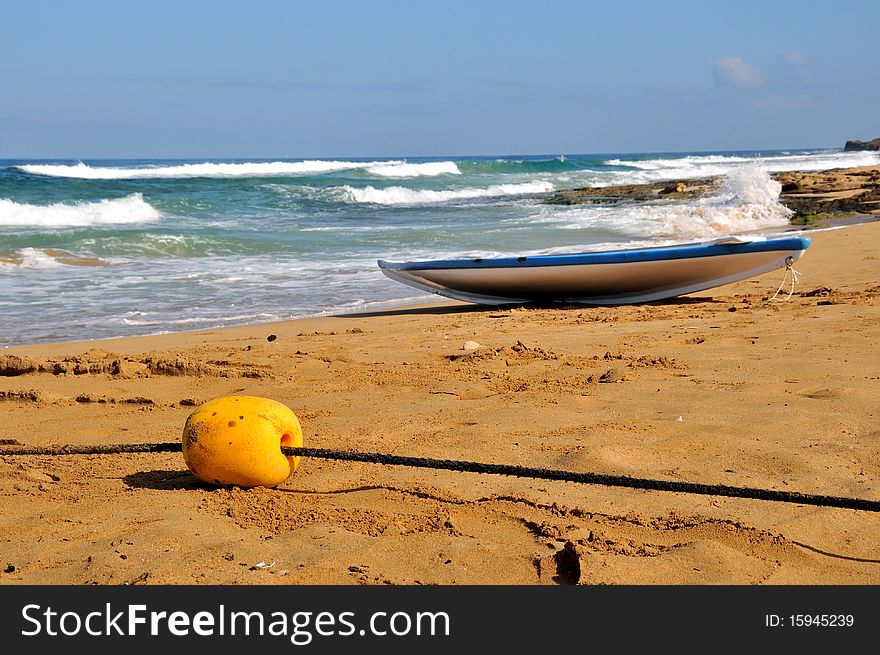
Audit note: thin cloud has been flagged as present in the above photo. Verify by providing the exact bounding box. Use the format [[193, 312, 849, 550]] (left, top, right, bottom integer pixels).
[[711, 57, 763, 86], [781, 51, 809, 65], [211, 79, 331, 90], [208, 78, 433, 93], [150, 77, 434, 93]]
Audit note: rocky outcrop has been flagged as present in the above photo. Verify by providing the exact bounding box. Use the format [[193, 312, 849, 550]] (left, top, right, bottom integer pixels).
[[544, 165, 880, 217], [844, 138, 880, 151], [776, 166, 880, 216], [545, 178, 721, 205]]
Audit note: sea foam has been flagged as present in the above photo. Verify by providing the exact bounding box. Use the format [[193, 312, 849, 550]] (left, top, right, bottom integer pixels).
[[649, 166, 794, 239], [547, 166, 793, 240], [365, 161, 460, 177], [0, 248, 64, 270], [0, 248, 108, 270], [342, 181, 554, 205], [0, 193, 161, 227]]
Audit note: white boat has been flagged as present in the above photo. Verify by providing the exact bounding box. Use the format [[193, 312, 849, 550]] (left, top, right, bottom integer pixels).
[[378, 236, 811, 305]]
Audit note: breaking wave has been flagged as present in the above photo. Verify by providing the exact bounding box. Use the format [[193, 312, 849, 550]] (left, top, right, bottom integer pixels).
[[603, 149, 880, 182], [365, 161, 460, 177], [547, 166, 793, 240], [342, 181, 554, 205], [648, 166, 793, 239], [17, 159, 461, 179], [0, 193, 161, 227]]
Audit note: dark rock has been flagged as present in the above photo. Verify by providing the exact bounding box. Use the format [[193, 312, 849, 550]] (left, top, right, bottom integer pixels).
[[844, 138, 880, 151], [544, 177, 721, 205]]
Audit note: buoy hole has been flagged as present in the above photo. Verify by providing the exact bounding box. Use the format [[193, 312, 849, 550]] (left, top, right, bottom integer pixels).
[[280, 433, 294, 446]]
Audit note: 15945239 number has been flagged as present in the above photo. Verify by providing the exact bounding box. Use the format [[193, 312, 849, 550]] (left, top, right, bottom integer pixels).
[[790, 614, 854, 627]]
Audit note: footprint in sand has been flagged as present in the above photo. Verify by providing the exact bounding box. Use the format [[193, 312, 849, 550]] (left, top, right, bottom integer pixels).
[[799, 388, 844, 400], [554, 446, 642, 472]]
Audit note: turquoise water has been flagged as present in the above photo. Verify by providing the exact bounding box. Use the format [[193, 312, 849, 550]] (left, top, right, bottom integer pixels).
[[2, 149, 878, 345]]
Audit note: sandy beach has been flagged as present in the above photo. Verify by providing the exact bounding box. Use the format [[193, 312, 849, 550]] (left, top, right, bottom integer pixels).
[[1, 210, 879, 585]]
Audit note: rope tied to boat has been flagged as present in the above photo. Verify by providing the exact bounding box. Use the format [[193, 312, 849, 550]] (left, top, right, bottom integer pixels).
[[768, 255, 801, 302], [1, 441, 878, 513]]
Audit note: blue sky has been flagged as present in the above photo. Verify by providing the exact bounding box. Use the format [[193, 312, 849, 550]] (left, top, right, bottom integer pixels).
[[1, 0, 877, 158]]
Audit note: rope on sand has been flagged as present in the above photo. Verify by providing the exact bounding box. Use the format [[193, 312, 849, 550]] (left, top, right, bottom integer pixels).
[[768, 255, 801, 302], [1, 441, 878, 513]]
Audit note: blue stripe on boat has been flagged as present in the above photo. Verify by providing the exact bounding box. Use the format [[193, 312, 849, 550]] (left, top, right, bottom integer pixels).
[[378, 237, 811, 271]]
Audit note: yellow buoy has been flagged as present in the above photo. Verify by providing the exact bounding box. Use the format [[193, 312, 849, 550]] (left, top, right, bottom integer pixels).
[[181, 395, 303, 488]]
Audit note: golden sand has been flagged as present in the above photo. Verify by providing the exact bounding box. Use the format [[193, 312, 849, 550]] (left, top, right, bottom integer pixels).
[[1, 220, 878, 584]]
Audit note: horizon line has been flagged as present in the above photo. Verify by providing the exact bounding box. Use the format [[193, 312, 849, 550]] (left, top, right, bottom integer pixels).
[[0, 145, 840, 162]]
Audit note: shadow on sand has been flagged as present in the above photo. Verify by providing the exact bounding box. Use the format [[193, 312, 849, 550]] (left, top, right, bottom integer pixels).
[[123, 469, 204, 491], [350, 295, 725, 319]]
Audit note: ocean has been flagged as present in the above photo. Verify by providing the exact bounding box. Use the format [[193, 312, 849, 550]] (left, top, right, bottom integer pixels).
[[2, 148, 878, 346]]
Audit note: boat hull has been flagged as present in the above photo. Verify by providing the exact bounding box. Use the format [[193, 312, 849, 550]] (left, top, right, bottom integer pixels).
[[378, 237, 811, 305]]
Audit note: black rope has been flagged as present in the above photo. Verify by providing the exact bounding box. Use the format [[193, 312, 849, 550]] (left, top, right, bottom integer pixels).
[[1, 441, 878, 513], [293, 447, 880, 512], [0, 442, 182, 456]]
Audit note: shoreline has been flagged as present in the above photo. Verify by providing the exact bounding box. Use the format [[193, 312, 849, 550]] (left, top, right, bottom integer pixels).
[[1, 296, 462, 358], [1, 219, 878, 584], [3, 215, 875, 354]]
